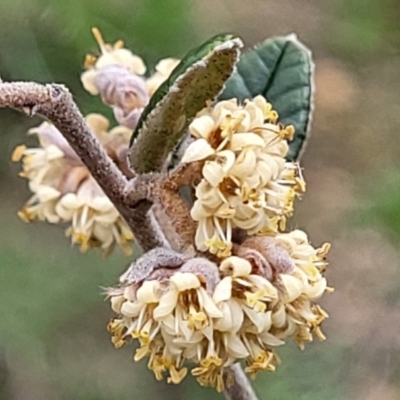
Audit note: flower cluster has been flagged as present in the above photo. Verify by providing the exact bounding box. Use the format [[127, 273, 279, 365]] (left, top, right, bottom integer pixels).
[[8, 27, 332, 393], [81, 28, 179, 129], [12, 29, 181, 255], [182, 96, 305, 257], [108, 230, 330, 391], [12, 114, 134, 255]]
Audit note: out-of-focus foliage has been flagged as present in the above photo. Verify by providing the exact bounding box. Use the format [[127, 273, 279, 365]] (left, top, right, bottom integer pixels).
[[1, 0, 400, 399], [360, 172, 400, 238]]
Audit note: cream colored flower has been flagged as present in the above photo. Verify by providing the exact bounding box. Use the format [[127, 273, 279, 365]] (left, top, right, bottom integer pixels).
[[80, 30, 180, 130], [107, 240, 330, 391], [108, 264, 224, 387], [81, 27, 146, 95], [269, 230, 331, 349], [13, 114, 134, 255], [146, 57, 180, 96], [182, 96, 304, 256], [80, 28, 149, 129]]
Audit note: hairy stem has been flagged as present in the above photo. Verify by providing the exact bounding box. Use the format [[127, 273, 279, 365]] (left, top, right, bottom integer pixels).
[[0, 81, 163, 250], [224, 364, 259, 400]]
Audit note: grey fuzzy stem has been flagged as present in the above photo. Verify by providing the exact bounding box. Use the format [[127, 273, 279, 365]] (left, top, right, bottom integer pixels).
[[152, 162, 203, 253], [224, 364, 259, 400], [0, 81, 163, 250]]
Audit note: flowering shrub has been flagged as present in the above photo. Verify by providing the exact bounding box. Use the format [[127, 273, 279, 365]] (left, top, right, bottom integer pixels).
[[2, 28, 331, 396]]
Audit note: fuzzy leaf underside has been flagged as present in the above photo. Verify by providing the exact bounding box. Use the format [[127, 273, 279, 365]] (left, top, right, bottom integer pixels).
[[129, 34, 242, 173], [219, 34, 314, 161]]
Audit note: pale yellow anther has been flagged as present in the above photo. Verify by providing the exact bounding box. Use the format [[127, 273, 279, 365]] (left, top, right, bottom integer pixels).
[[11, 145, 27, 162], [91, 27, 106, 52]]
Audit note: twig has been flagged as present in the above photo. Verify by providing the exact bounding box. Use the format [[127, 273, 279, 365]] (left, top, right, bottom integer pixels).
[[0, 81, 163, 250], [154, 162, 202, 253], [123, 161, 202, 253], [224, 364, 259, 400]]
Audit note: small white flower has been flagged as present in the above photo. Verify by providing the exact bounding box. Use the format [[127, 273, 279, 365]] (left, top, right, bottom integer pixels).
[[13, 114, 134, 255], [108, 237, 331, 390], [182, 96, 304, 256]]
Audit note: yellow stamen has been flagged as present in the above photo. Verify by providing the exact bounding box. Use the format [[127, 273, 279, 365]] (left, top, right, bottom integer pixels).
[[17, 208, 34, 223], [134, 344, 150, 361], [91, 27, 106, 52], [11, 145, 27, 162], [167, 365, 188, 384]]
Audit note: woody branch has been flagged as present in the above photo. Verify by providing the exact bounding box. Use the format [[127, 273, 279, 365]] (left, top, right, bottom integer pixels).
[[0, 81, 167, 249]]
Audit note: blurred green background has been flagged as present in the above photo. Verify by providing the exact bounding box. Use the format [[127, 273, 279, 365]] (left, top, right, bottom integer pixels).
[[1, 0, 400, 399]]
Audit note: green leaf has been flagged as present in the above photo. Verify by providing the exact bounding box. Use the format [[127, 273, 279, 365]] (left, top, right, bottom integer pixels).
[[129, 34, 243, 173], [219, 34, 314, 161]]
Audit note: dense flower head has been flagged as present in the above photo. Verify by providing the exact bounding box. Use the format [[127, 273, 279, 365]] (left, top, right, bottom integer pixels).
[[7, 28, 332, 394], [12, 114, 134, 255], [182, 96, 305, 257], [107, 230, 331, 391]]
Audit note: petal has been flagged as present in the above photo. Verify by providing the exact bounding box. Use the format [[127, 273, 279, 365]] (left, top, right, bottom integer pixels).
[[170, 272, 201, 291], [35, 186, 61, 202], [304, 278, 327, 300], [228, 298, 244, 333], [92, 208, 119, 224], [110, 295, 125, 313], [225, 334, 249, 358], [189, 115, 215, 140], [280, 274, 304, 303], [198, 287, 223, 318], [203, 161, 225, 187], [271, 304, 286, 328], [229, 149, 257, 178], [233, 210, 264, 231], [59, 193, 84, 210], [213, 277, 233, 303], [120, 300, 143, 317], [291, 229, 309, 244], [191, 201, 213, 220], [244, 98, 265, 128], [55, 201, 74, 221], [153, 289, 178, 320], [213, 302, 233, 331], [160, 314, 176, 335], [259, 331, 285, 347], [220, 256, 252, 278], [247, 275, 278, 298], [92, 223, 113, 248], [216, 150, 236, 172], [194, 222, 210, 252], [90, 196, 115, 213], [86, 113, 110, 136], [242, 305, 267, 333], [195, 182, 224, 209], [155, 58, 180, 75], [136, 280, 160, 303], [256, 160, 273, 186], [228, 133, 266, 151], [181, 138, 215, 163], [81, 70, 99, 95]]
